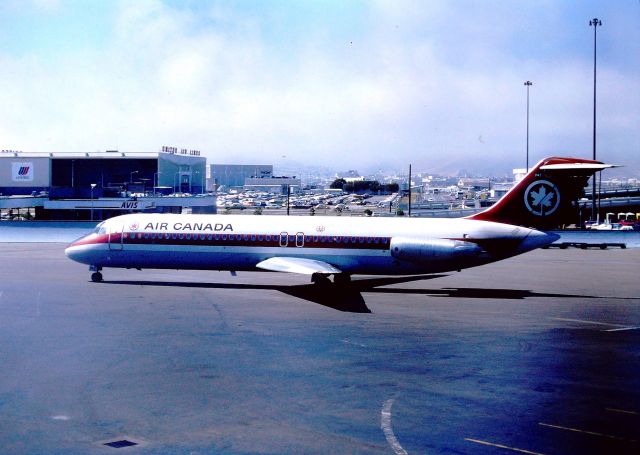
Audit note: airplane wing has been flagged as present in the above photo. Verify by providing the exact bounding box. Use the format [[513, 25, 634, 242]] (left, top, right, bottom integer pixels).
[[256, 257, 342, 275]]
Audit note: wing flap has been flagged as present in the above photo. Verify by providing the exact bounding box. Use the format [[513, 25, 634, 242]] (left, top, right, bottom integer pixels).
[[256, 257, 342, 275]]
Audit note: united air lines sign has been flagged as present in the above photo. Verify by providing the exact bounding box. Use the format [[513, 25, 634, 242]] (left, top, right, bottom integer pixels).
[[12, 162, 34, 182]]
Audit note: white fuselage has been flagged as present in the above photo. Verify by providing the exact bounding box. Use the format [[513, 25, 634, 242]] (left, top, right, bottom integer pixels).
[[65, 213, 556, 276]]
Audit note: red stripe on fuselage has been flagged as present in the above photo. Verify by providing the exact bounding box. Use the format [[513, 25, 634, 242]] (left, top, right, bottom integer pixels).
[[83, 232, 391, 250], [69, 233, 109, 247]]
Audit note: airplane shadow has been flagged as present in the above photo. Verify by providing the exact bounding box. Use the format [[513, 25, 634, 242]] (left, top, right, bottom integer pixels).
[[101, 274, 605, 313], [102, 275, 445, 313]]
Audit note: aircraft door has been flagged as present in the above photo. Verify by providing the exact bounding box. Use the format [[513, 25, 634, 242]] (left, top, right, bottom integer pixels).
[[295, 232, 304, 247], [279, 232, 288, 247], [109, 225, 124, 250]]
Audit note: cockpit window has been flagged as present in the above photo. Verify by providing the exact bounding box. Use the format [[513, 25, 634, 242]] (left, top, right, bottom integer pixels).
[[93, 222, 107, 235]]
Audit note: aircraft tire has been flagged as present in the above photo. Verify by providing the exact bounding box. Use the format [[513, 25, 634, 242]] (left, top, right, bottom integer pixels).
[[91, 272, 103, 282], [334, 274, 352, 285], [311, 273, 331, 286]]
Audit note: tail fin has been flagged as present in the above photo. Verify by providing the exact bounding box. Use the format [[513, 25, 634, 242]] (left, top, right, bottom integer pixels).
[[468, 157, 617, 229]]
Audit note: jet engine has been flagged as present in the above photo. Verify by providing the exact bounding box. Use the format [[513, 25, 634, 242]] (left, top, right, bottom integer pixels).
[[390, 237, 483, 264]]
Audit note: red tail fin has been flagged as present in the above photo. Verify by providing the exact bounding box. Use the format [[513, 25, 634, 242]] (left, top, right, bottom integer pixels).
[[468, 157, 615, 229]]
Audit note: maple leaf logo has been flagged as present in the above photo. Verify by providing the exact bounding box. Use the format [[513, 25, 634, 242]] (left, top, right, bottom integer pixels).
[[524, 180, 560, 216], [530, 185, 555, 209]]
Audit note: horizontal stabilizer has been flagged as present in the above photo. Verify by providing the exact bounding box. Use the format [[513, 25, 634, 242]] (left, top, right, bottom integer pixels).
[[539, 163, 620, 171], [256, 257, 342, 275]]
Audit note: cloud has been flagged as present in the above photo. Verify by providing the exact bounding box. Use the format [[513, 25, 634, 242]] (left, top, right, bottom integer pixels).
[[0, 0, 638, 175]]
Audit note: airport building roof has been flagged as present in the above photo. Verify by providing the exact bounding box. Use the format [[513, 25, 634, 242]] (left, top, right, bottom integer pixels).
[[2, 151, 164, 159], [1, 147, 203, 160]]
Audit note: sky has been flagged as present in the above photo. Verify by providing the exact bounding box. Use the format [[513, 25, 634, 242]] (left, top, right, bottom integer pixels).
[[1, 0, 639, 176]]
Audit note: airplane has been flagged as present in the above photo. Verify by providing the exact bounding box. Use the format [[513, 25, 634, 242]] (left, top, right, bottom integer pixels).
[[65, 157, 614, 284]]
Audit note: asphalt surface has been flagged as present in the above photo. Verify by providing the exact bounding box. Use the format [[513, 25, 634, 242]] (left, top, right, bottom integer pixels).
[[0, 244, 639, 454]]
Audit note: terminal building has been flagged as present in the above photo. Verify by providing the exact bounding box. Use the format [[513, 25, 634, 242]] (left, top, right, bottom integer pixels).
[[0, 148, 214, 220], [209, 164, 301, 193], [209, 164, 273, 189]]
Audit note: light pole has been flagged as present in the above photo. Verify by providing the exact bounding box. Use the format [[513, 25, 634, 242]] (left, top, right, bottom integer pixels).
[[524, 81, 532, 172], [90, 183, 97, 221], [286, 184, 290, 216], [589, 17, 602, 221], [130, 170, 139, 183], [408, 164, 412, 216]]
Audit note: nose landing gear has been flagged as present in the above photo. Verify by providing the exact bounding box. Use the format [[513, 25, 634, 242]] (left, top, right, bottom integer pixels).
[[91, 272, 103, 282], [90, 265, 103, 282]]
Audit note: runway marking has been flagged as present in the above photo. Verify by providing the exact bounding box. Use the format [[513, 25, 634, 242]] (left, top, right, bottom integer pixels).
[[539, 422, 636, 443], [51, 415, 70, 421], [606, 407, 639, 415], [550, 317, 626, 327], [603, 326, 640, 332], [340, 339, 367, 347], [381, 398, 408, 455], [464, 438, 546, 455]]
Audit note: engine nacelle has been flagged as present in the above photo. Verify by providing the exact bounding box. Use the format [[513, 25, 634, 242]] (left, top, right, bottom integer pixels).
[[390, 237, 483, 264]]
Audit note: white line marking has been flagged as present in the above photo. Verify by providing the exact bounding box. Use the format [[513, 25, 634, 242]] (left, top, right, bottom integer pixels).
[[539, 422, 637, 443], [51, 415, 70, 421], [606, 407, 639, 415], [340, 339, 367, 348], [550, 317, 627, 328], [603, 326, 640, 332], [464, 438, 546, 455], [381, 399, 408, 455]]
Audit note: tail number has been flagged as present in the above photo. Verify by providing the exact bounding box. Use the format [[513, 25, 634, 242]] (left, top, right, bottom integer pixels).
[[524, 180, 560, 216]]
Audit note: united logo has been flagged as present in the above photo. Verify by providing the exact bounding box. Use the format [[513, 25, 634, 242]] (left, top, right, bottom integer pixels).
[[129, 222, 139, 231], [524, 180, 560, 216]]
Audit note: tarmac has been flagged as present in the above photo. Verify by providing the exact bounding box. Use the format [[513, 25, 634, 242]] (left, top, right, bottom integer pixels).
[[0, 242, 639, 454]]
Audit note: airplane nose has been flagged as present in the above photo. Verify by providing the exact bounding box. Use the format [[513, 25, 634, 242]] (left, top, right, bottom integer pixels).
[[65, 244, 79, 260], [65, 237, 92, 264]]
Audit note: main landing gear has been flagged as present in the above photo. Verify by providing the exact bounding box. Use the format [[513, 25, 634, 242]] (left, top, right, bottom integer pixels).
[[90, 265, 103, 282], [311, 273, 351, 286]]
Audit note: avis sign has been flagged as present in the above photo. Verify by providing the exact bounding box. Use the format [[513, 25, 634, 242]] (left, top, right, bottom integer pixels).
[[121, 201, 139, 209], [12, 162, 33, 182]]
